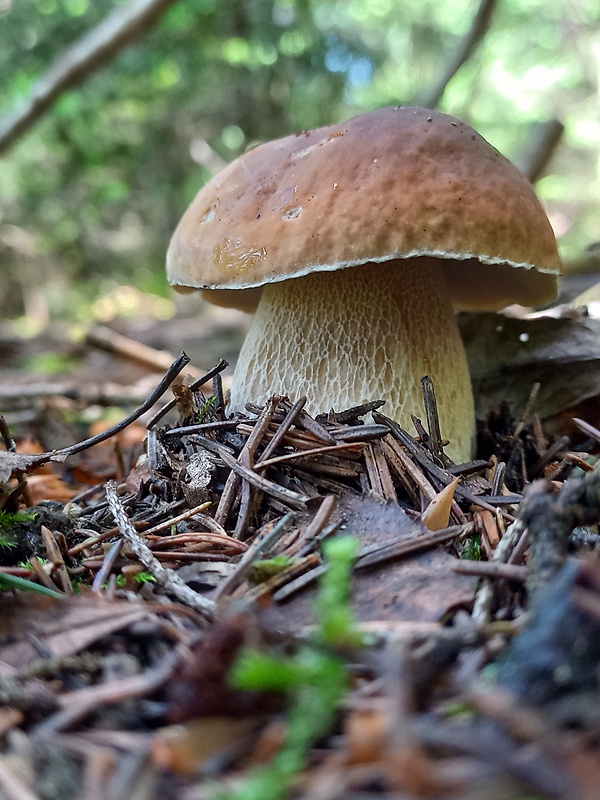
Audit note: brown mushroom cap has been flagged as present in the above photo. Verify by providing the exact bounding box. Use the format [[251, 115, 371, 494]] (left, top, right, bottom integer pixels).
[[167, 106, 560, 311]]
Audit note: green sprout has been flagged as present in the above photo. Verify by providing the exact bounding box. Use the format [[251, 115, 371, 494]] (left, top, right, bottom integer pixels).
[[0, 572, 62, 598], [247, 556, 294, 585], [0, 510, 36, 549], [459, 534, 482, 561], [197, 395, 218, 423], [223, 535, 362, 800], [314, 535, 364, 648], [115, 571, 157, 587]]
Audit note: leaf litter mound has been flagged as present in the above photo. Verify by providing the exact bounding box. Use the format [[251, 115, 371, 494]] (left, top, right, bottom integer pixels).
[[1, 353, 600, 799]]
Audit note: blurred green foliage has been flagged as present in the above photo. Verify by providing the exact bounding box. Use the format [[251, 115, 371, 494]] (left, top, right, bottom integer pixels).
[[227, 535, 359, 800], [0, 0, 598, 322]]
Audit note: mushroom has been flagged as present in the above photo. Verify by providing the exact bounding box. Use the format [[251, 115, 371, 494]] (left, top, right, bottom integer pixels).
[[167, 107, 561, 462]]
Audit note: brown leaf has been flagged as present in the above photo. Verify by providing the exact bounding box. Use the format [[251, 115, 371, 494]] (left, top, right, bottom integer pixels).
[[0, 595, 149, 670], [25, 473, 78, 505], [422, 478, 459, 531], [261, 495, 477, 631], [0, 451, 53, 483], [460, 310, 600, 429], [152, 716, 260, 775], [346, 706, 387, 764]]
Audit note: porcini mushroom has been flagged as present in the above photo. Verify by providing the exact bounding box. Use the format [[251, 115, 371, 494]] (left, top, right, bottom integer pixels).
[[167, 107, 561, 462]]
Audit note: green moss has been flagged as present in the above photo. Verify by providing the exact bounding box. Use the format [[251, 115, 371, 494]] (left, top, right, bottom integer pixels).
[[0, 510, 36, 549], [247, 556, 294, 584], [224, 535, 362, 800]]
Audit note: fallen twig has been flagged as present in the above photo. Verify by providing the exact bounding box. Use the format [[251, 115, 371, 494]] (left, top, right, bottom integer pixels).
[[0, 352, 191, 481], [0, 0, 180, 154], [105, 480, 216, 620]]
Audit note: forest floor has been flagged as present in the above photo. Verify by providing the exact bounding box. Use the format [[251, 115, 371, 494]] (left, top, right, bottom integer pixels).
[[1, 291, 600, 800]]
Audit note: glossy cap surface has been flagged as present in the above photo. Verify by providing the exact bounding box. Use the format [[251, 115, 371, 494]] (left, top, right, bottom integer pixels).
[[167, 106, 560, 310]]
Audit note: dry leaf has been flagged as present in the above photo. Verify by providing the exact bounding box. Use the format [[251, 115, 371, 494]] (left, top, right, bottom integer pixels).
[[152, 717, 260, 775], [0, 595, 150, 670], [422, 478, 458, 531], [25, 473, 78, 504], [261, 495, 476, 631], [0, 450, 58, 483], [346, 706, 387, 764], [459, 310, 600, 429]]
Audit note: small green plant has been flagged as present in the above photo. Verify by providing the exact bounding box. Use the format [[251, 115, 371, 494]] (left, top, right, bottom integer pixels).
[[314, 536, 364, 648], [247, 555, 294, 585], [459, 534, 482, 561], [133, 570, 157, 584], [443, 701, 475, 719], [0, 531, 17, 549], [0, 511, 35, 550], [0, 510, 36, 528], [0, 510, 35, 549], [115, 571, 157, 587], [224, 535, 361, 800], [197, 395, 218, 423], [0, 572, 62, 598]]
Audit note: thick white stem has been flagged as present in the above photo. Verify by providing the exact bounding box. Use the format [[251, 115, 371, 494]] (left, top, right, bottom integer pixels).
[[229, 259, 474, 461]]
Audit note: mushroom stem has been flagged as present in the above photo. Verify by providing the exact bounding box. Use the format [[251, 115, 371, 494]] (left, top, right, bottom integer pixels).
[[228, 258, 474, 462]]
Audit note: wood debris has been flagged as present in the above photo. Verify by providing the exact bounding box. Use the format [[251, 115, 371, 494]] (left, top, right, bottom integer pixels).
[[1, 354, 600, 799]]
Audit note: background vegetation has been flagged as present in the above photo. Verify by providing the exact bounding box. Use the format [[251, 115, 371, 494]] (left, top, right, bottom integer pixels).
[[0, 0, 598, 329]]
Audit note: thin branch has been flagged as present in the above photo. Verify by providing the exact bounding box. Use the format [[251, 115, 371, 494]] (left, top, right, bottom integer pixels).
[[146, 359, 228, 429], [105, 480, 216, 620], [213, 511, 295, 600], [0, 0, 180, 155], [420, 0, 498, 109], [194, 434, 311, 511], [515, 118, 565, 183], [41, 351, 190, 461], [0, 352, 190, 481], [86, 325, 209, 381]]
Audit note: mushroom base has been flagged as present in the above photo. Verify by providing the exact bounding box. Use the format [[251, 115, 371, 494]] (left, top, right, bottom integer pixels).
[[228, 259, 475, 462]]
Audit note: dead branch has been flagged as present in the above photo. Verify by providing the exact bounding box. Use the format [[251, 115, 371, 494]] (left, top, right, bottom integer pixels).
[[420, 0, 498, 108], [86, 325, 208, 381], [146, 359, 228, 429], [0, 379, 170, 413], [521, 472, 600, 598], [105, 480, 216, 619], [515, 118, 565, 183], [0, 0, 180, 155], [562, 241, 600, 276], [0, 351, 190, 481]]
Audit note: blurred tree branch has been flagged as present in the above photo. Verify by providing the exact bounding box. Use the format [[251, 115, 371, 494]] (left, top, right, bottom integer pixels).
[[563, 243, 600, 276], [0, 0, 180, 156], [515, 118, 565, 184], [420, 0, 498, 108]]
